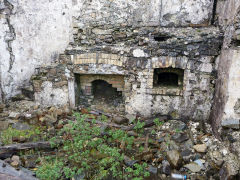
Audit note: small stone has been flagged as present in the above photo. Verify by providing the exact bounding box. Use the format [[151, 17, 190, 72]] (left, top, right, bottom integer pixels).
[[12, 136, 26, 143], [181, 149, 193, 162], [113, 116, 128, 124], [12, 122, 30, 130], [39, 117, 45, 122], [184, 162, 201, 172], [193, 144, 207, 153], [10, 161, 19, 167], [160, 174, 166, 179], [194, 159, 205, 169], [44, 114, 57, 124], [166, 150, 181, 168], [33, 105, 39, 110], [194, 153, 203, 160], [161, 160, 171, 175], [184, 139, 194, 149], [19, 136, 27, 142], [47, 127, 56, 135], [168, 120, 186, 131], [133, 49, 146, 57], [181, 149, 192, 157], [175, 133, 189, 143], [124, 156, 138, 167], [24, 113, 32, 119], [56, 109, 63, 116], [56, 123, 64, 129], [0, 121, 9, 131], [11, 155, 20, 167], [148, 165, 158, 174], [11, 155, 20, 162], [9, 112, 20, 119]]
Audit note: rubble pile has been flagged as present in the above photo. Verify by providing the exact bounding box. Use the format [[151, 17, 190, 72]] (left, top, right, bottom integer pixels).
[[0, 97, 239, 180]]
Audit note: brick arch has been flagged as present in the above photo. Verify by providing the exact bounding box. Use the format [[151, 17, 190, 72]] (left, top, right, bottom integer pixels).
[[73, 53, 125, 67], [79, 74, 124, 95], [89, 77, 112, 87]]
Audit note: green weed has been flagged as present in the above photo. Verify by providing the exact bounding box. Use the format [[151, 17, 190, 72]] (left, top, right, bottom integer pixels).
[[0, 126, 42, 145], [37, 113, 150, 180]]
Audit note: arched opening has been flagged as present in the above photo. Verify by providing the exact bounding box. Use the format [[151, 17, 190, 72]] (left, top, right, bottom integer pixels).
[[92, 80, 123, 107]]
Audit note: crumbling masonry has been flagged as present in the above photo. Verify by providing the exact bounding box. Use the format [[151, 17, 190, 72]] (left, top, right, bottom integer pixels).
[[1, 0, 240, 132]]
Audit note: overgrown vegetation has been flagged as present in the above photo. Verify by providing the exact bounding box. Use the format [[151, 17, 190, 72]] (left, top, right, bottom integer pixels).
[[36, 113, 151, 180], [0, 125, 42, 145]]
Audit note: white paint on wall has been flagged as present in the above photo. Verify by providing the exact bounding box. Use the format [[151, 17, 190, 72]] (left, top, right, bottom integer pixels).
[[223, 49, 240, 120], [34, 81, 69, 107]]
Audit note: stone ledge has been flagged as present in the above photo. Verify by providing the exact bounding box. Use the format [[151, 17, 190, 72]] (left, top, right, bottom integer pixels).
[[149, 87, 183, 96]]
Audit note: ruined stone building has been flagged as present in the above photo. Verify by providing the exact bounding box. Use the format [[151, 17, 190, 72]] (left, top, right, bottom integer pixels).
[[0, 0, 240, 133]]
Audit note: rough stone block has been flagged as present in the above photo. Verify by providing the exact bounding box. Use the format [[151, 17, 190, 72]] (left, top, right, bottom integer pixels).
[[221, 119, 240, 129]]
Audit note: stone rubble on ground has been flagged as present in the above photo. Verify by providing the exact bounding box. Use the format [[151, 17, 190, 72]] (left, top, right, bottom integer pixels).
[[0, 99, 239, 179]]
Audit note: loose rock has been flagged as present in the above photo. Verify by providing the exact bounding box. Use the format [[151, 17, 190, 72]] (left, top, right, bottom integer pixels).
[[10, 156, 20, 168], [184, 162, 202, 173], [0, 121, 9, 131], [113, 116, 128, 124], [0, 159, 37, 180], [12, 122, 30, 131], [166, 150, 181, 168], [193, 144, 207, 153], [221, 119, 240, 129], [161, 160, 171, 175]]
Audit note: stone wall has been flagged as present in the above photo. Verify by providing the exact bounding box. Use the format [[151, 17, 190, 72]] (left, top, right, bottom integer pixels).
[[76, 0, 214, 26], [31, 24, 223, 121], [0, 0, 215, 102], [4, 0, 240, 126], [31, 64, 70, 107], [210, 0, 240, 134], [0, 0, 75, 101]]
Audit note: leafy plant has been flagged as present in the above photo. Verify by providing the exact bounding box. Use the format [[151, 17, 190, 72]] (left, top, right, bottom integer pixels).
[[133, 120, 145, 134], [175, 128, 182, 133], [0, 126, 42, 145], [150, 129, 156, 135], [37, 113, 150, 180], [36, 158, 63, 180], [153, 118, 164, 127], [100, 114, 108, 122]]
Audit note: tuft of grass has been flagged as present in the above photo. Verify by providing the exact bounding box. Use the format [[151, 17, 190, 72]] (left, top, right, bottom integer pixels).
[[36, 158, 63, 180], [0, 125, 42, 145]]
